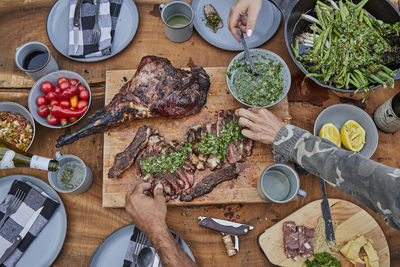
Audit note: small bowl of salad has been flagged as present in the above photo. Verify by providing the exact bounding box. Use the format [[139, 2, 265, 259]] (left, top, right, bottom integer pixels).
[[226, 48, 291, 108], [28, 70, 91, 129]]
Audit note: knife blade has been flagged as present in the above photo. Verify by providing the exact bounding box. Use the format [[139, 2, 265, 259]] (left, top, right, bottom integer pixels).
[[0, 206, 43, 264], [198, 217, 253, 236], [319, 178, 336, 244], [237, 30, 258, 76], [73, 0, 83, 54]]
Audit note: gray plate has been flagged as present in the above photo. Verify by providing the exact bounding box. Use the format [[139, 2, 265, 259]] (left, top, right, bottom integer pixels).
[[192, 0, 281, 51], [89, 225, 195, 267], [47, 0, 139, 62], [313, 104, 379, 158], [0, 175, 67, 267]]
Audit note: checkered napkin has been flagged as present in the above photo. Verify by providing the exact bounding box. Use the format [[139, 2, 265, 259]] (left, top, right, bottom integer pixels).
[[68, 0, 123, 58], [122, 226, 182, 267], [0, 180, 59, 267]]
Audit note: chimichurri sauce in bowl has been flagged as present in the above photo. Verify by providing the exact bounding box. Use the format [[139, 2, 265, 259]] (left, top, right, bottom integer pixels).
[[226, 49, 291, 108]]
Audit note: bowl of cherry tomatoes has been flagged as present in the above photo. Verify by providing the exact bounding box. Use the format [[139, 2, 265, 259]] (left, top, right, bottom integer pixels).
[[28, 70, 91, 129]]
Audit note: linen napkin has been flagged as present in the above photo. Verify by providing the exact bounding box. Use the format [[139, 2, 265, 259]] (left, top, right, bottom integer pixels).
[[68, 0, 123, 58], [0, 180, 59, 267], [122, 226, 182, 267]]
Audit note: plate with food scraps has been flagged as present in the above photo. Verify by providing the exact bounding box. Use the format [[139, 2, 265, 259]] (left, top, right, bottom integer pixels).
[[313, 104, 378, 159], [89, 224, 195, 266], [46, 0, 139, 62], [191, 0, 281, 51], [258, 199, 389, 267], [0, 175, 67, 267]]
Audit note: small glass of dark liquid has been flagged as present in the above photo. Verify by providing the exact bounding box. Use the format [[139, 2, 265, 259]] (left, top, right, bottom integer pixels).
[[15, 41, 58, 81], [22, 50, 49, 71]]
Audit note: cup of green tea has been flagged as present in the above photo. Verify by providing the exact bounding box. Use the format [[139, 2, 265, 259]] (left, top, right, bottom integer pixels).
[[160, 1, 194, 43], [48, 152, 93, 194], [257, 164, 307, 203], [15, 41, 58, 81]]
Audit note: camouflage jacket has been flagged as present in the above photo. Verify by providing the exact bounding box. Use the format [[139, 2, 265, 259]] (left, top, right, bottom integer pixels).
[[273, 125, 400, 230]]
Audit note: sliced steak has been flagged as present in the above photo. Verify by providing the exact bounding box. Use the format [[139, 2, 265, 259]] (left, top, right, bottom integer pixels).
[[301, 227, 314, 257], [203, 4, 223, 33], [108, 126, 151, 178], [283, 221, 299, 258], [180, 164, 239, 202]]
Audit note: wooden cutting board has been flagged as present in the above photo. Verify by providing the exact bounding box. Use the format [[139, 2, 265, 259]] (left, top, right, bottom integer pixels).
[[102, 67, 290, 207], [258, 199, 390, 267]]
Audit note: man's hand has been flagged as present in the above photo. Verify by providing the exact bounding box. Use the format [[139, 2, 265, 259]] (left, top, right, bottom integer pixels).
[[125, 183, 167, 238], [235, 108, 285, 144], [228, 0, 262, 42]]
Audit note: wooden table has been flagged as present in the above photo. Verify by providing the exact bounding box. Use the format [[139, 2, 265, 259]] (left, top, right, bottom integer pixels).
[[0, 0, 399, 266]]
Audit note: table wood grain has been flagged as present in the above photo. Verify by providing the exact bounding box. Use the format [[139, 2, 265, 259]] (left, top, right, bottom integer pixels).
[[0, 0, 399, 266]]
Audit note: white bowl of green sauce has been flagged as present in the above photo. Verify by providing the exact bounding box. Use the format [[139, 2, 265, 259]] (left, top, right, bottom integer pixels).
[[226, 48, 291, 108]]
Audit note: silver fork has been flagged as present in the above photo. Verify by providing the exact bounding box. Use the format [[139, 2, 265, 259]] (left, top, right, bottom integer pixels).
[[131, 232, 146, 266], [92, 0, 101, 45], [0, 189, 26, 229]]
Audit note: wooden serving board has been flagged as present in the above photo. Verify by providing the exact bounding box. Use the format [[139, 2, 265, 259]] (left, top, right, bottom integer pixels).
[[258, 199, 390, 267], [103, 67, 290, 207]]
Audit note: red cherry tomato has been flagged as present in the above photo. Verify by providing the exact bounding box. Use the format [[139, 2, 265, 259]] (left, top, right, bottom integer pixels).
[[36, 96, 47, 106], [77, 84, 86, 91], [37, 105, 50, 117], [57, 77, 68, 86], [59, 117, 68, 127], [79, 89, 90, 100], [60, 99, 71, 109], [59, 81, 71, 91], [77, 100, 88, 110], [50, 99, 59, 107], [45, 91, 57, 101], [69, 79, 79, 86], [46, 114, 59, 125], [40, 81, 54, 94], [54, 86, 61, 95]]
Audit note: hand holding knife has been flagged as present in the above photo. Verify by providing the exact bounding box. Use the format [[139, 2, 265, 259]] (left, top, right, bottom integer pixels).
[[0, 207, 43, 264], [198, 217, 254, 256]]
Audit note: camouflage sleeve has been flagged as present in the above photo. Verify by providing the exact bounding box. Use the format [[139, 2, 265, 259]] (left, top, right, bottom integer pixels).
[[273, 125, 400, 230]]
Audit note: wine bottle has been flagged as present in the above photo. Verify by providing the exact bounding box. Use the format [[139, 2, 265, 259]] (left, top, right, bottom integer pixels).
[[374, 92, 400, 133], [0, 139, 59, 171]]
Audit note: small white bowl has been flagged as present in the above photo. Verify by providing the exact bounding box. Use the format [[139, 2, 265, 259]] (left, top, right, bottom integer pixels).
[[226, 48, 291, 108], [28, 70, 91, 129], [0, 102, 36, 151]]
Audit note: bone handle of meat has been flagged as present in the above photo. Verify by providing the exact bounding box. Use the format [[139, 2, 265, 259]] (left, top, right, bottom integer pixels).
[[222, 235, 237, 257]]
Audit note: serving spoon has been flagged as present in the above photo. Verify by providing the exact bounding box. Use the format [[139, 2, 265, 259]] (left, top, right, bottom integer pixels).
[[237, 30, 258, 76]]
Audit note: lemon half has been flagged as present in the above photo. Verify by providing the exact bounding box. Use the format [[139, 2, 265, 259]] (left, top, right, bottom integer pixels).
[[340, 120, 366, 152], [319, 123, 341, 147]]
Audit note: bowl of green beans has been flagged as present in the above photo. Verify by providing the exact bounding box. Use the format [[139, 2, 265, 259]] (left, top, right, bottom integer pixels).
[[225, 49, 291, 108]]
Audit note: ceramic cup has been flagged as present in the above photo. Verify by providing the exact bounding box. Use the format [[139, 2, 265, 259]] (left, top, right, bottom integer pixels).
[[15, 41, 58, 81], [48, 152, 93, 194], [257, 164, 307, 203], [160, 1, 194, 43]]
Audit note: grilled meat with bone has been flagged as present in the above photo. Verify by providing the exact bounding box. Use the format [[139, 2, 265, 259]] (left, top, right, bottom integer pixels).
[[56, 55, 210, 147]]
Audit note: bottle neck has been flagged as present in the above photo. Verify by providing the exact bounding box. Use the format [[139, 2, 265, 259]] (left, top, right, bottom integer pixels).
[[30, 155, 58, 171]]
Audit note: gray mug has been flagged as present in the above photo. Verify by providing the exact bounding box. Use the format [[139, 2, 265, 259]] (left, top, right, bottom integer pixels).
[[48, 152, 93, 194], [257, 164, 307, 203], [15, 41, 58, 81], [160, 1, 194, 43]]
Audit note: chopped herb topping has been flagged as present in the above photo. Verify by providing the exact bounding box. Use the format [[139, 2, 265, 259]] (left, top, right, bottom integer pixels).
[[206, 12, 221, 28], [197, 120, 242, 160], [305, 252, 341, 267], [140, 143, 192, 175]]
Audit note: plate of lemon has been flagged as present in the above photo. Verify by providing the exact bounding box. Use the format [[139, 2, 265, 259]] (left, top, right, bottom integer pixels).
[[313, 104, 378, 158]]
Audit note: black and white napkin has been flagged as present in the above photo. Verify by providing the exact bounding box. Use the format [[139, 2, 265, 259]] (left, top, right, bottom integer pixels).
[[68, 0, 123, 58], [122, 226, 181, 267], [0, 180, 59, 267]]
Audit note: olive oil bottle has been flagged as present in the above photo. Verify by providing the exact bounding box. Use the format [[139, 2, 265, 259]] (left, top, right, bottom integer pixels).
[[0, 139, 58, 171]]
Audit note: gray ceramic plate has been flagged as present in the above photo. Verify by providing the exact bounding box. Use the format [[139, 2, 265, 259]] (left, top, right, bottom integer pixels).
[[192, 0, 281, 51], [0, 102, 36, 151], [313, 104, 379, 158], [0, 175, 67, 267], [89, 225, 195, 267], [47, 0, 139, 62], [226, 48, 291, 108]]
